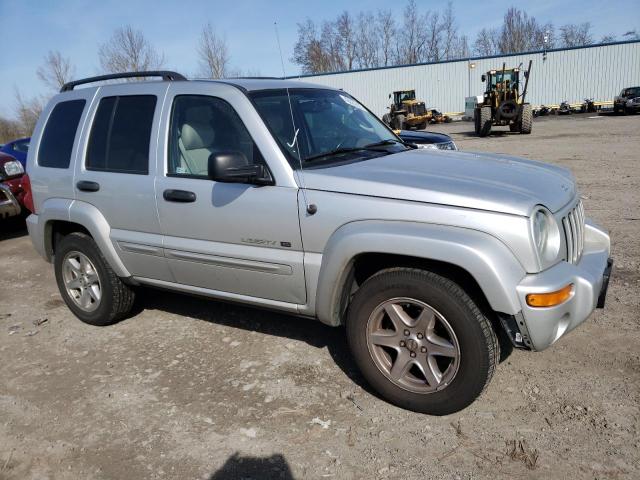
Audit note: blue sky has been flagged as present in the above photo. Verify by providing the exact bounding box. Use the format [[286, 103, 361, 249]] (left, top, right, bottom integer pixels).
[[0, 0, 637, 117]]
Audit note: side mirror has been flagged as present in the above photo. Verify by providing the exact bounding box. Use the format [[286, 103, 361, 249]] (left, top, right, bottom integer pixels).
[[388, 94, 391, 99], [481, 74, 486, 82], [524, 71, 529, 79], [208, 151, 273, 186]]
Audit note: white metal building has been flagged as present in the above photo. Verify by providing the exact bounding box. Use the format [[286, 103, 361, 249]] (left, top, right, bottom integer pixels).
[[291, 40, 640, 116]]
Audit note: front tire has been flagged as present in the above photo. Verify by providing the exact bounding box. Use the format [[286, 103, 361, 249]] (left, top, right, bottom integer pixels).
[[346, 268, 499, 415], [54, 232, 135, 326], [520, 104, 533, 134], [478, 106, 492, 137], [392, 114, 406, 130]]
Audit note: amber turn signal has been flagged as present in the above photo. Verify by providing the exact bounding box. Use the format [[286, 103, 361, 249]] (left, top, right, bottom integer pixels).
[[526, 284, 573, 307]]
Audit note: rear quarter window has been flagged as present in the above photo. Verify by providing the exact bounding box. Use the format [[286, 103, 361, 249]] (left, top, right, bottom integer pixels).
[[38, 99, 86, 168], [86, 95, 156, 174]]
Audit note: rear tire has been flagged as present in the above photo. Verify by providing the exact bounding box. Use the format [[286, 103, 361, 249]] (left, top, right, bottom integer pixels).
[[520, 104, 533, 134], [54, 232, 135, 326], [478, 106, 492, 137], [346, 268, 499, 415]]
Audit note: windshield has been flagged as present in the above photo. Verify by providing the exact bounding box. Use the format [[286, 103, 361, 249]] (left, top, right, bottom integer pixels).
[[490, 71, 517, 89], [250, 89, 406, 168], [623, 87, 640, 97]]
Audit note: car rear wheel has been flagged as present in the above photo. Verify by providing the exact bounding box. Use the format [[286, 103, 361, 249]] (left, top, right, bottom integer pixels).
[[346, 268, 499, 415], [54, 232, 135, 326]]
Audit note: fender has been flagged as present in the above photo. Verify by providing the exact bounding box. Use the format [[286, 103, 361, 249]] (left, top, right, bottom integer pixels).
[[314, 221, 526, 326], [68, 200, 131, 277], [29, 198, 131, 278]]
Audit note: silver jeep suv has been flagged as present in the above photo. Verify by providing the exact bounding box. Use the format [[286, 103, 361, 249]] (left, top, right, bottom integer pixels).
[[26, 71, 612, 415]]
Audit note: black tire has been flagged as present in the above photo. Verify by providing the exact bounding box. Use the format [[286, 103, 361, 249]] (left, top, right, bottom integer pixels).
[[520, 104, 533, 134], [478, 106, 492, 137], [393, 114, 406, 130], [54, 232, 135, 326], [346, 268, 499, 415]]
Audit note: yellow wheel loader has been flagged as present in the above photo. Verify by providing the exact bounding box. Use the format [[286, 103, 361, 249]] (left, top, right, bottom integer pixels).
[[382, 90, 430, 130], [474, 60, 533, 137]]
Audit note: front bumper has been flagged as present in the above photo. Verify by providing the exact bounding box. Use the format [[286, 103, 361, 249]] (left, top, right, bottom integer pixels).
[[0, 183, 21, 219], [515, 220, 611, 351]]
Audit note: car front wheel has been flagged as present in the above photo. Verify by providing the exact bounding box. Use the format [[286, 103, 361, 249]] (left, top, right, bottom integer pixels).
[[346, 268, 499, 415]]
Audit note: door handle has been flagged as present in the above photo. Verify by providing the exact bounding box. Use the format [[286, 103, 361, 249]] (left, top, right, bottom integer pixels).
[[163, 189, 197, 203], [76, 181, 100, 192]]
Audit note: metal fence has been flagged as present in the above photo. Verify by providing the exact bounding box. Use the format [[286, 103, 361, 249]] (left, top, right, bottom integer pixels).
[[291, 40, 640, 116]]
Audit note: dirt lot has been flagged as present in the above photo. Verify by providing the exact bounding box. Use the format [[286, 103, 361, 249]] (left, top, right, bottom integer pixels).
[[1, 113, 639, 480]]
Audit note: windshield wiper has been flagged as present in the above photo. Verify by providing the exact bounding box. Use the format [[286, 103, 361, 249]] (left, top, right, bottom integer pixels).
[[305, 139, 411, 163], [304, 145, 389, 163]]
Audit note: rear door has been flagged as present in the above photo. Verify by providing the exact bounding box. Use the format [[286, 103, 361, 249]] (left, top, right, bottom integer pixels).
[[74, 82, 172, 281], [154, 82, 306, 305]]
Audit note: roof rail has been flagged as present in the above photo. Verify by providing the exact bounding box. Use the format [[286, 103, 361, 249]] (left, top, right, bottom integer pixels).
[[60, 70, 187, 92]]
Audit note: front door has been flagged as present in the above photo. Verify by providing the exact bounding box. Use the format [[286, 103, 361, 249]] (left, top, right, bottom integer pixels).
[[155, 85, 306, 305]]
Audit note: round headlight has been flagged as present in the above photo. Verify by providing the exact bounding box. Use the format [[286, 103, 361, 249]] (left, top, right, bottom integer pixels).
[[2, 160, 24, 177], [531, 206, 561, 267], [533, 210, 548, 250]]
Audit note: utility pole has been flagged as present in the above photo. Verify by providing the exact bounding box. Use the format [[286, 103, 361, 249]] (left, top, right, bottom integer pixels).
[[468, 62, 476, 97]]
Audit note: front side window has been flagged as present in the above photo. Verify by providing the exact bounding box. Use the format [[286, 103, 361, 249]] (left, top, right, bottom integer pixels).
[[38, 99, 86, 169], [168, 95, 264, 177], [86, 95, 156, 174], [250, 88, 407, 168]]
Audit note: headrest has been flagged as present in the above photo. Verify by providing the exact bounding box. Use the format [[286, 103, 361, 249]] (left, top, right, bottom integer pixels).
[[181, 123, 215, 150]]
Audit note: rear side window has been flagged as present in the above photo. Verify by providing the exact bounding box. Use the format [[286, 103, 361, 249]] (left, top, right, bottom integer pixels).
[[86, 95, 156, 174], [38, 99, 86, 168]]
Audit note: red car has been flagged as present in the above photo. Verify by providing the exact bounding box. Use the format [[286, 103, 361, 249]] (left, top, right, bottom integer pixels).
[[0, 151, 27, 219]]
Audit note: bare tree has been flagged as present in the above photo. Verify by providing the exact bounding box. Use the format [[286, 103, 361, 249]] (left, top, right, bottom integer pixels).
[[14, 89, 44, 136], [355, 12, 379, 68], [559, 22, 593, 47], [397, 0, 428, 64], [424, 11, 441, 62], [455, 35, 471, 58], [0, 116, 23, 144], [600, 34, 616, 43], [377, 10, 396, 66], [336, 12, 357, 70], [622, 30, 639, 40], [98, 25, 165, 74], [36, 51, 74, 90], [440, 2, 458, 60], [473, 28, 499, 56], [498, 8, 547, 53], [198, 23, 230, 78]]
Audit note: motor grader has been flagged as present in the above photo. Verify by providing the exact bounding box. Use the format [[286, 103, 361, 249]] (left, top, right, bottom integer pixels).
[[474, 60, 533, 136], [382, 90, 430, 130]]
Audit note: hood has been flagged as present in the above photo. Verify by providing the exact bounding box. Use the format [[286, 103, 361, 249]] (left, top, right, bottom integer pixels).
[[302, 149, 576, 216], [398, 130, 452, 144]]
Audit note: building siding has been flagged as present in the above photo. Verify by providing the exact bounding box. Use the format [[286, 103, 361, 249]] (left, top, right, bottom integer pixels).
[[292, 41, 640, 116]]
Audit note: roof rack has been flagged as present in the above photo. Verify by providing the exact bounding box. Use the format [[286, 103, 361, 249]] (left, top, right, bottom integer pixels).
[[60, 71, 187, 92]]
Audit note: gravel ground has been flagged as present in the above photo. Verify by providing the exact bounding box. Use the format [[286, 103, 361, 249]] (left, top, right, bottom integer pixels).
[[1, 113, 639, 480]]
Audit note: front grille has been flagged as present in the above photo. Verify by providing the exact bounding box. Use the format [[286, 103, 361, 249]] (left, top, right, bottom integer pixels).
[[412, 103, 426, 115], [562, 200, 585, 264]]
